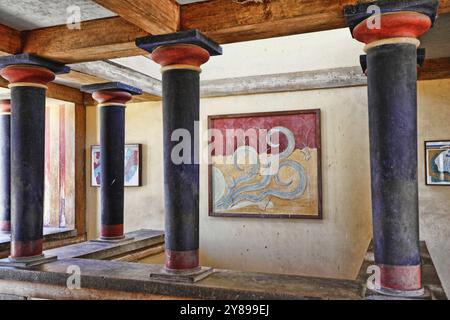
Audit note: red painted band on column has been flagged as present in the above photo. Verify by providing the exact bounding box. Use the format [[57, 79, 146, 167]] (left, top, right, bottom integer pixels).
[[0, 100, 11, 113], [0, 65, 55, 85], [92, 90, 132, 105], [165, 249, 199, 270], [379, 264, 422, 291], [0, 221, 11, 232], [151, 44, 210, 67], [353, 12, 432, 44], [10, 239, 43, 258], [101, 224, 124, 238]]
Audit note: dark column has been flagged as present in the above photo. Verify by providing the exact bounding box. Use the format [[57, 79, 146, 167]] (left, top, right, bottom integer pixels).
[[0, 100, 11, 234], [0, 54, 69, 264], [137, 30, 222, 271], [81, 82, 142, 241], [345, 0, 439, 295]]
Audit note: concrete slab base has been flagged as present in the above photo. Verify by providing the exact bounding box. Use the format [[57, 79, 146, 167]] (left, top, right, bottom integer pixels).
[[150, 266, 214, 283], [0, 254, 57, 268]]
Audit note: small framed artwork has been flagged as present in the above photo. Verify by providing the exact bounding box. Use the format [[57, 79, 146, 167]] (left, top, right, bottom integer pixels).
[[208, 109, 322, 219], [425, 141, 450, 186], [91, 144, 142, 187]]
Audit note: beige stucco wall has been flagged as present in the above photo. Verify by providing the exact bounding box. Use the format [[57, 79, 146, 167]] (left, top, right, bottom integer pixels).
[[198, 86, 372, 280], [417, 79, 450, 295], [85, 79, 450, 293]]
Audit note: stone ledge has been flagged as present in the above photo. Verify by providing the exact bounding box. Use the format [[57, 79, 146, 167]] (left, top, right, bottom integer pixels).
[[44, 229, 164, 260], [0, 258, 362, 300]]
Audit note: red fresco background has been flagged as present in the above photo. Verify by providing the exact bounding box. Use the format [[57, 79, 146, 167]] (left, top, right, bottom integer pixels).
[[210, 112, 318, 156]]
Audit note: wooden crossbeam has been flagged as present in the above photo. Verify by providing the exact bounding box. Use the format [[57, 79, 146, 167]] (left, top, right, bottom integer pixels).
[[22, 17, 148, 64], [181, 0, 450, 44], [0, 24, 22, 55], [92, 0, 179, 35]]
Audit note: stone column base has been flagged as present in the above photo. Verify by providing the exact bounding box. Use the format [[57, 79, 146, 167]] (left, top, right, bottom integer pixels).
[[90, 236, 135, 244], [150, 266, 214, 283], [0, 254, 57, 268]]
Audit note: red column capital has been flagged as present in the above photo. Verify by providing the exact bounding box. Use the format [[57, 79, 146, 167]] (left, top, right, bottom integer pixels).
[[352, 11, 432, 51], [0, 65, 55, 88], [92, 90, 133, 107], [151, 44, 211, 73]]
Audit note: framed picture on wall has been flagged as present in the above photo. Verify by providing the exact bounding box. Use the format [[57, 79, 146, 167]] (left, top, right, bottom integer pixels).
[[425, 141, 450, 186], [208, 109, 322, 219], [91, 144, 142, 187]]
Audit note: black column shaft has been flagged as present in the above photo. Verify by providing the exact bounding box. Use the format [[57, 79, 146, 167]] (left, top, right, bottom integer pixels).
[[10, 86, 46, 257], [99, 105, 125, 238], [0, 112, 11, 232], [367, 43, 420, 267], [163, 69, 200, 255]]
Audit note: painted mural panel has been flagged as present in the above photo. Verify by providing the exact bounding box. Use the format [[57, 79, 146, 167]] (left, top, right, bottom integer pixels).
[[425, 141, 450, 186], [208, 110, 322, 219], [91, 144, 142, 187]]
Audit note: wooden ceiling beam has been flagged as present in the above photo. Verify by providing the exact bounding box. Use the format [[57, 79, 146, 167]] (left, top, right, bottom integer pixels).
[[92, 0, 179, 35], [0, 24, 22, 55], [180, 0, 450, 44], [22, 17, 149, 64], [419, 57, 450, 81]]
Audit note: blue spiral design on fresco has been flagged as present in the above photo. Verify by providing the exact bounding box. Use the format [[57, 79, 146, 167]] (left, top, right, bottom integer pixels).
[[214, 127, 307, 210]]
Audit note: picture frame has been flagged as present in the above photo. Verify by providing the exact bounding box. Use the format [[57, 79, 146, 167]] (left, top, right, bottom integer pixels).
[[91, 144, 142, 187], [208, 109, 322, 219], [425, 140, 450, 186]]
